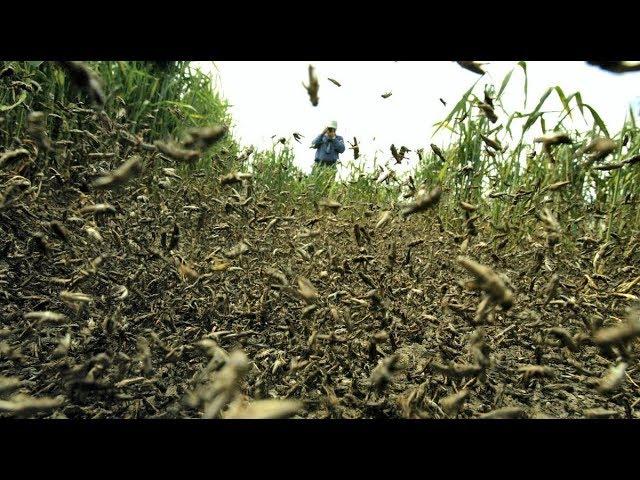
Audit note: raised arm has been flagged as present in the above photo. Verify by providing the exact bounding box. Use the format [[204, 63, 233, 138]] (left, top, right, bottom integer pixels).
[[334, 136, 346, 153], [311, 133, 325, 149]]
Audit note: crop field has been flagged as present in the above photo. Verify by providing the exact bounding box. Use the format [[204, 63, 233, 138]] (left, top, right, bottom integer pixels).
[[1, 61, 639, 419]]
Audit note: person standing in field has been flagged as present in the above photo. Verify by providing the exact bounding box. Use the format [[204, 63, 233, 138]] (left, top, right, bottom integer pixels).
[[311, 121, 345, 166], [310, 121, 345, 189]]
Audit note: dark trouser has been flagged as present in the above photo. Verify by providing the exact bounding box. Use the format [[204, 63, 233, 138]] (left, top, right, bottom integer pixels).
[[313, 159, 337, 167]]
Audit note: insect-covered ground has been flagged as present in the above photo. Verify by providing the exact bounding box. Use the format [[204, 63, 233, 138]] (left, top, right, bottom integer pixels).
[[1, 61, 639, 419]]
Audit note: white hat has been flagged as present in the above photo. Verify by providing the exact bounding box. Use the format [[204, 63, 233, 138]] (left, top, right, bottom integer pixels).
[[327, 120, 338, 129]]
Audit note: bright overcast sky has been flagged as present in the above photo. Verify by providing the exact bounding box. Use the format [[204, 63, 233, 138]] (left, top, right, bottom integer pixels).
[[194, 61, 640, 178]]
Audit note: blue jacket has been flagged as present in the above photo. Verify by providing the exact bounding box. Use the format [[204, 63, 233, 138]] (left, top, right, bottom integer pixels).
[[311, 133, 345, 163]]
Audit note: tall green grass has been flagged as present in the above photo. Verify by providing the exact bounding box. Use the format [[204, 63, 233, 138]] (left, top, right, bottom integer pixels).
[[242, 61, 639, 244], [424, 63, 640, 241], [2, 61, 639, 245], [0, 61, 236, 175]]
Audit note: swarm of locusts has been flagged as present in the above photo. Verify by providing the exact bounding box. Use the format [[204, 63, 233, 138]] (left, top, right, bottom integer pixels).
[[0, 60, 639, 420]]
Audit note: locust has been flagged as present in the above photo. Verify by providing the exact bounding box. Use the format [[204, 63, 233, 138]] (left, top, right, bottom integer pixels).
[[236, 146, 255, 163], [431, 362, 483, 378], [439, 389, 469, 416], [456, 256, 514, 309], [483, 88, 494, 108], [369, 354, 399, 392], [580, 137, 617, 163], [80, 203, 116, 215], [597, 362, 627, 393], [391, 144, 410, 164], [477, 102, 497, 123], [297, 277, 320, 303], [348, 137, 360, 159], [220, 172, 253, 186], [82, 225, 103, 244], [223, 399, 302, 419], [178, 263, 200, 281], [584, 408, 619, 418], [154, 140, 200, 162], [469, 329, 490, 367], [0, 376, 21, 395], [318, 199, 342, 212], [27, 111, 51, 150], [91, 156, 142, 190], [303, 65, 319, 106], [480, 134, 501, 151], [534, 132, 572, 146], [456, 61, 486, 75], [24, 310, 66, 325], [460, 201, 477, 212], [60, 291, 92, 304], [162, 167, 182, 180], [401, 187, 442, 218], [223, 240, 250, 259], [479, 407, 527, 419], [592, 307, 640, 346], [0, 394, 63, 416], [377, 169, 396, 184], [587, 61, 640, 73], [376, 211, 392, 229], [57, 61, 105, 105], [547, 327, 578, 351], [52, 334, 72, 359], [183, 125, 227, 149], [431, 144, 446, 162], [518, 365, 555, 380], [201, 350, 250, 419]]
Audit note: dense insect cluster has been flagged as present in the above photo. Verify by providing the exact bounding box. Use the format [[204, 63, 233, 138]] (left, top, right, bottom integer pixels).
[[1, 61, 640, 419]]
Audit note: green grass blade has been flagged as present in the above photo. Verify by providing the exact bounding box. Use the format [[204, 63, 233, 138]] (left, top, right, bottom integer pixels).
[[522, 87, 552, 133], [517, 61, 528, 108], [582, 103, 610, 137]]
